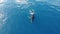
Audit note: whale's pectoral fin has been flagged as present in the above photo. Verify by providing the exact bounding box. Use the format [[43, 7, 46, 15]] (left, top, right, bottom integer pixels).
[[28, 16, 33, 23]]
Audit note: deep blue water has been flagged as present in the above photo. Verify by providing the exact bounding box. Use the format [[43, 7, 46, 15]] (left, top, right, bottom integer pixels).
[[0, 0, 60, 34]]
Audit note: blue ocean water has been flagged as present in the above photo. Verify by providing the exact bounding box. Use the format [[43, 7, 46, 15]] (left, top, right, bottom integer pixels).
[[0, 0, 60, 34]]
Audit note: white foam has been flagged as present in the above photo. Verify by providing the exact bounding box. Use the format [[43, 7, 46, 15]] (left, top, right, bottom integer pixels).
[[0, 0, 4, 3], [16, 0, 28, 4]]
